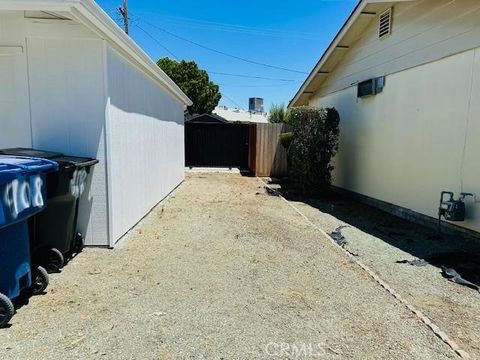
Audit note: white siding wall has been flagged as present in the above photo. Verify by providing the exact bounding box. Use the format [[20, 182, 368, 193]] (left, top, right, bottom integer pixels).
[[27, 36, 108, 246], [310, 48, 480, 233], [0, 12, 32, 148], [317, 0, 480, 97], [0, 11, 109, 246], [106, 46, 185, 244], [0, 11, 187, 247]]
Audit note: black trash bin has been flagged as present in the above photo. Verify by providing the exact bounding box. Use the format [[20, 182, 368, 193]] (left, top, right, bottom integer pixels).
[[0, 148, 99, 271]]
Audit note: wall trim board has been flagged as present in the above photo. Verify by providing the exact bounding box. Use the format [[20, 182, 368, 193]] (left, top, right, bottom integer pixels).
[[314, 46, 480, 100], [0, 45, 23, 55], [332, 185, 480, 241], [102, 40, 114, 249]]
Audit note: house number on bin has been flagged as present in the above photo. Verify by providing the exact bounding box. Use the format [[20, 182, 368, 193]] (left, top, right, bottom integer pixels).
[[70, 169, 88, 198], [3, 175, 44, 219]]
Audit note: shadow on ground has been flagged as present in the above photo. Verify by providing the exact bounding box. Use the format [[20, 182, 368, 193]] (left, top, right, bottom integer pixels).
[[269, 179, 480, 288]]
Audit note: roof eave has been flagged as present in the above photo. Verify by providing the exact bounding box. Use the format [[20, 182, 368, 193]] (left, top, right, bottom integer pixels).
[[74, 0, 193, 106], [0, 0, 192, 106], [0, 0, 77, 12], [288, 0, 367, 108], [288, 0, 417, 108]]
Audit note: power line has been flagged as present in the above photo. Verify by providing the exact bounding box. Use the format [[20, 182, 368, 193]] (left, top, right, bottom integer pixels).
[[134, 12, 318, 40], [132, 24, 304, 82], [132, 22, 298, 106], [208, 71, 300, 82], [135, 24, 180, 60], [138, 17, 309, 75], [221, 93, 245, 110], [130, 26, 245, 111], [135, 26, 302, 84], [218, 83, 293, 88]]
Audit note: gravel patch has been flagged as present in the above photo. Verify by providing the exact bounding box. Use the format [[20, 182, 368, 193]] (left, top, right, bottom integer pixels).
[[0, 173, 456, 359], [287, 189, 480, 358]]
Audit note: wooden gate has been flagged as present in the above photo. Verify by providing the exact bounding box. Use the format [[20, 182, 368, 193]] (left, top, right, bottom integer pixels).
[[185, 123, 250, 168], [249, 123, 290, 177]]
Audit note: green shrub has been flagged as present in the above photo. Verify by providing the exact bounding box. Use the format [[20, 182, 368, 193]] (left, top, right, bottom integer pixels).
[[279, 132, 294, 149], [288, 106, 340, 195], [268, 103, 290, 124]]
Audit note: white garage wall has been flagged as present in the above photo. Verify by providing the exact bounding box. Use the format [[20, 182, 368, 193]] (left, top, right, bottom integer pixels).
[[310, 49, 480, 233], [0, 11, 187, 247], [26, 28, 109, 246], [0, 12, 32, 148], [106, 46, 185, 244]]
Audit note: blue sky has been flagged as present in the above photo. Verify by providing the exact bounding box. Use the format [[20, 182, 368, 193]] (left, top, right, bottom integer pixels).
[[96, 0, 358, 111]]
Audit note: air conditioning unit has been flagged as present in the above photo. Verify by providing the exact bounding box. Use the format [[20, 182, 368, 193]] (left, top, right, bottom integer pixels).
[[357, 76, 385, 98]]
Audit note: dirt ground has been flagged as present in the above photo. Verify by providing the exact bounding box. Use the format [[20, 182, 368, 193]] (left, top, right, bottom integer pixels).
[[0, 173, 462, 359], [283, 187, 480, 359]]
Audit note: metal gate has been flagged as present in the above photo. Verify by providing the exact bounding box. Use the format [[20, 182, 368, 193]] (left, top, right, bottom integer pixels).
[[185, 123, 250, 168]]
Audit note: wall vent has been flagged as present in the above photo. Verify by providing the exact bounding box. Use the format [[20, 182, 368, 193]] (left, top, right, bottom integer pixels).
[[378, 8, 392, 39]]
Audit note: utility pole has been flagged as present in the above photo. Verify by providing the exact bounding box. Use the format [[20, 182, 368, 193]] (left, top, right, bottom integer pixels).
[[119, 0, 129, 35]]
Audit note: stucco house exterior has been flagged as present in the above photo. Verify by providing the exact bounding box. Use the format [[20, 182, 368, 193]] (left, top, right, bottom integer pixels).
[[0, 0, 192, 247], [290, 0, 480, 235]]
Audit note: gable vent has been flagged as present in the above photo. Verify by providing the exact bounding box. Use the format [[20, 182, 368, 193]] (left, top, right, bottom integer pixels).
[[379, 8, 392, 39]]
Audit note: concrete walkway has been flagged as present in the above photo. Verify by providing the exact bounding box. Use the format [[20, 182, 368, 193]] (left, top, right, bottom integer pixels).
[[0, 173, 456, 359]]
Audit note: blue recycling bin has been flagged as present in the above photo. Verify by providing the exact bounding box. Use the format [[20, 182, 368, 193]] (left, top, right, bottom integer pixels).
[[0, 148, 99, 271], [0, 156, 58, 327]]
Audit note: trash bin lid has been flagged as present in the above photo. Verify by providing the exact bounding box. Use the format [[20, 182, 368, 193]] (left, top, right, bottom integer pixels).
[[0, 148, 98, 170], [0, 148, 63, 159], [0, 156, 57, 227], [0, 156, 58, 176], [53, 156, 99, 169]]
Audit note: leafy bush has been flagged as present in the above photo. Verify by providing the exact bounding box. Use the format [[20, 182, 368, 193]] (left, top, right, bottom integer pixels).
[[279, 132, 294, 149], [288, 106, 340, 195], [268, 103, 290, 124]]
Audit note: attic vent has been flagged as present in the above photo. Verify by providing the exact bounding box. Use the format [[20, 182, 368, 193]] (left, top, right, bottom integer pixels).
[[379, 8, 392, 39]]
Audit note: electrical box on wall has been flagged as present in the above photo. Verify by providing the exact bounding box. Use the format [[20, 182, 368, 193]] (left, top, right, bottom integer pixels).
[[357, 76, 386, 98]]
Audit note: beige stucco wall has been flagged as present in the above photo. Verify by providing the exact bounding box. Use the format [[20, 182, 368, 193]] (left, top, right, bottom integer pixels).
[[309, 48, 480, 233], [316, 0, 480, 99]]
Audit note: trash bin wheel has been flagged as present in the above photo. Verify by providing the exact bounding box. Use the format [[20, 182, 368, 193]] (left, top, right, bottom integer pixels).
[[73, 233, 84, 254], [0, 293, 14, 327], [34, 247, 64, 273], [46, 248, 64, 273], [31, 265, 49, 295]]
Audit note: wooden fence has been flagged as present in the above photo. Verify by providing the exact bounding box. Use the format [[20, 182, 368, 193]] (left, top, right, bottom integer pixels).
[[249, 123, 290, 177]]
